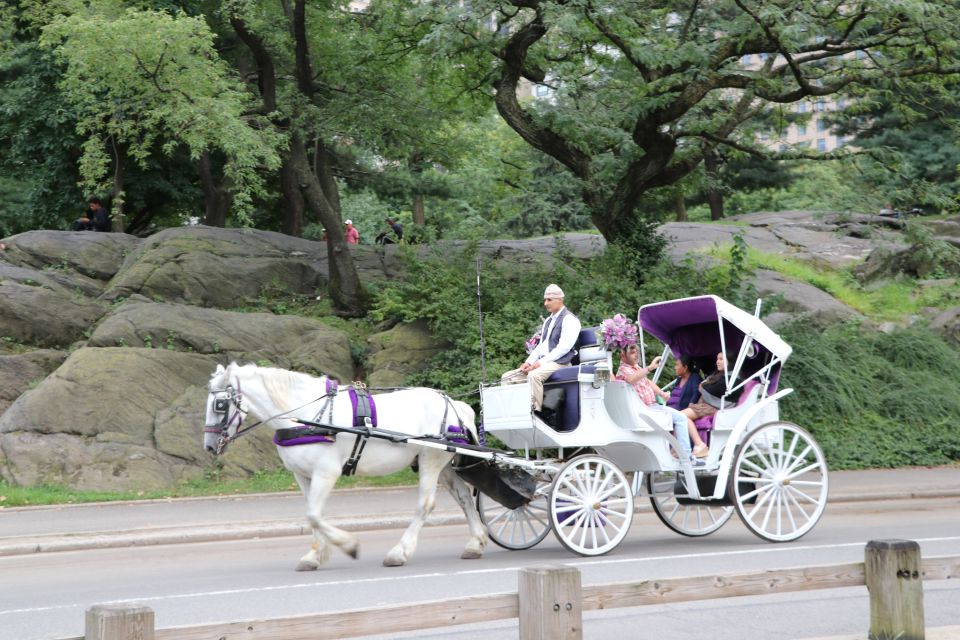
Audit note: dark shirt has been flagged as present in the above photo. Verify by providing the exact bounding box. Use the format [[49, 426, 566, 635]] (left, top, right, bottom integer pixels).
[[90, 205, 111, 232], [388, 221, 403, 240], [700, 370, 742, 408]]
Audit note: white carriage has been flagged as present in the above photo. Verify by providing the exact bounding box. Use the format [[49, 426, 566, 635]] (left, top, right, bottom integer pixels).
[[475, 294, 829, 556]]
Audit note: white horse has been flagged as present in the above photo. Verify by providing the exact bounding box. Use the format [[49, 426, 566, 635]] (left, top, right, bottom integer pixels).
[[203, 362, 487, 570]]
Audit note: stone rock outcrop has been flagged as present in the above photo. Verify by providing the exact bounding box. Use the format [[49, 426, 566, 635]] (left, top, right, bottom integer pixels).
[[0, 347, 281, 490], [0, 230, 140, 282], [754, 269, 860, 323], [104, 227, 326, 307], [930, 307, 960, 345], [88, 301, 354, 382], [367, 320, 447, 388], [0, 280, 108, 348], [0, 350, 67, 415]]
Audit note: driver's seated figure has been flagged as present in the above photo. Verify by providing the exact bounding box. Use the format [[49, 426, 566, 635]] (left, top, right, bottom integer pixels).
[[501, 284, 581, 415]]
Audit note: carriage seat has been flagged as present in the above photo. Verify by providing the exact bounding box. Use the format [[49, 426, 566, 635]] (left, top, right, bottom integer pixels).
[[693, 378, 762, 442], [603, 381, 672, 432], [533, 328, 602, 432]]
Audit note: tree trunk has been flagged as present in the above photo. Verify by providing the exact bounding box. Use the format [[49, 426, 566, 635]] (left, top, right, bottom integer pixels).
[[674, 190, 688, 221], [289, 134, 368, 316], [412, 193, 425, 226], [110, 140, 126, 234], [704, 151, 724, 221], [198, 151, 232, 227], [280, 161, 305, 237]]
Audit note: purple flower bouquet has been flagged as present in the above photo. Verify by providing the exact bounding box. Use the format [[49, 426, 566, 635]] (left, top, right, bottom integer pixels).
[[525, 328, 542, 354], [600, 313, 638, 351]]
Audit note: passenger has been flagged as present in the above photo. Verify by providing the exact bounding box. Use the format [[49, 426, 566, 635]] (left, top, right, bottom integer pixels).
[[616, 344, 704, 467], [666, 354, 702, 411], [666, 354, 711, 458], [681, 352, 743, 457]]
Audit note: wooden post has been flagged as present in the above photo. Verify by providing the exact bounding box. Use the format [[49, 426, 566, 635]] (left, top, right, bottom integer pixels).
[[519, 565, 582, 640], [865, 539, 924, 640], [85, 604, 154, 640]]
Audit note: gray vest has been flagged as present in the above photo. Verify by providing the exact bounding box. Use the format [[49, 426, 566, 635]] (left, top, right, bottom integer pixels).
[[542, 308, 577, 365]]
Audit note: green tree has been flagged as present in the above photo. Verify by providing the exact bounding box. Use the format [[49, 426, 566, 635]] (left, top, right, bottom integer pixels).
[[418, 0, 960, 264], [39, 4, 282, 233]]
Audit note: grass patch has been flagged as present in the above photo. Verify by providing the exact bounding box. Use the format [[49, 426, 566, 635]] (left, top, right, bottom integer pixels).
[[706, 246, 958, 320], [0, 468, 417, 508]]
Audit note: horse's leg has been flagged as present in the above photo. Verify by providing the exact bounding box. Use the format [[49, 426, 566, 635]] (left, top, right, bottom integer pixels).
[[295, 469, 360, 571], [438, 464, 488, 560], [383, 451, 447, 567], [292, 471, 329, 571]]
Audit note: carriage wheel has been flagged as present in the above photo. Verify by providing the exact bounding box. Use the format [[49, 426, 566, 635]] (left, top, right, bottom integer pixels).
[[729, 422, 829, 542], [549, 455, 634, 556], [646, 471, 734, 537], [477, 479, 551, 550]]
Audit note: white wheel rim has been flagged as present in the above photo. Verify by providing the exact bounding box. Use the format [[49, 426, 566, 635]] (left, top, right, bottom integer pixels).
[[733, 423, 828, 542], [478, 491, 551, 550], [550, 456, 634, 556], [648, 471, 734, 537]]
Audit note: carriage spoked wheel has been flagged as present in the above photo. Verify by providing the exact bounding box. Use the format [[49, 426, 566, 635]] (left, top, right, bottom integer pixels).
[[646, 471, 734, 537], [729, 421, 829, 542], [549, 455, 634, 556], [477, 476, 552, 550]]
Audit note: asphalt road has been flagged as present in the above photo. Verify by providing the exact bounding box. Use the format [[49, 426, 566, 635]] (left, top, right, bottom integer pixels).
[[1, 495, 958, 640]]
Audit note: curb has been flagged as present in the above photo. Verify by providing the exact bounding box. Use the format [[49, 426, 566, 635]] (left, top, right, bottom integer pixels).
[[1, 488, 958, 559]]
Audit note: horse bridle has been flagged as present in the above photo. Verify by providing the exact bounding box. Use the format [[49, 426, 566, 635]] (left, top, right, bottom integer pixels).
[[205, 381, 252, 455], [206, 378, 337, 455]]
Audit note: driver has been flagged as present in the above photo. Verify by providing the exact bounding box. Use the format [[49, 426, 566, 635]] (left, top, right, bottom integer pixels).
[[501, 284, 581, 413]]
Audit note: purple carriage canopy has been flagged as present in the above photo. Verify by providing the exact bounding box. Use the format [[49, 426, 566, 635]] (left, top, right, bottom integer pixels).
[[638, 295, 792, 391]]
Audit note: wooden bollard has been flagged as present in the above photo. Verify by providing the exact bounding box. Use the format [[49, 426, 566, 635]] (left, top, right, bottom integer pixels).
[[865, 539, 924, 640], [85, 604, 155, 640], [519, 565, 582, 640]]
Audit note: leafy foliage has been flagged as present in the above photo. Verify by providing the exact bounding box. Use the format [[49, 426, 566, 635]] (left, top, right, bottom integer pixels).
[[372, 240, 713, 398], [38, 5, 281, 222], [779, 322, 960, 469]]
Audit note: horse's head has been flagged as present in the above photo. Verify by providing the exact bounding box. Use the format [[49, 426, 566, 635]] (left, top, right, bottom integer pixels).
[[203, 363, 248, 455]]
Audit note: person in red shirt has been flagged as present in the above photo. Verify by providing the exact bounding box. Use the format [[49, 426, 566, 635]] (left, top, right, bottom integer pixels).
[[344, 219, 359, 244]]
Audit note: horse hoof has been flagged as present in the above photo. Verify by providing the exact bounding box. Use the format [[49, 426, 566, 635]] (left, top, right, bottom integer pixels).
[[345, 544, 360, 560], [295, 561, 319, 572], [382, 556, 406, 567], [460, 549, 483, 560]]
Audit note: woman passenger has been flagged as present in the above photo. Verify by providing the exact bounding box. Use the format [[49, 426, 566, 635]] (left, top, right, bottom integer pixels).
[[681, 352, 743, 458]]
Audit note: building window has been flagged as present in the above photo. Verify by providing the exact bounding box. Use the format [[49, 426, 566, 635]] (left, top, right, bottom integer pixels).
[[742, 55, 752, 64], [836, 136, 846, 146], [837, 98, 846, 109], [797, 103, 807, 113], [535, 85, 549, 97], [817, 138, 827, 152], [815, 100, 826, 112], [797, 124, 807, 136], [817, 118, 827, 132], [779, 144, 789, 152]]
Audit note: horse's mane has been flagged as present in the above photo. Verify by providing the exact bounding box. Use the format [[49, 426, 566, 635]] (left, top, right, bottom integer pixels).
[[220, 363, 328, 413]]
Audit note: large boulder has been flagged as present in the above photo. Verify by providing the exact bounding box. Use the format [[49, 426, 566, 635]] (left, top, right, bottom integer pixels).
[[0, 280, 108, 348], [0, 350, 67, 416], [0, 261, 104, 298], [754, 269, 860, 323], [366, 319, 446, 388], [930, 307, 960, 345], [0, 347, 280, 490], [88, 300, 354, 381], [0, 230, 140, 281], [104, 226, 327, 307]]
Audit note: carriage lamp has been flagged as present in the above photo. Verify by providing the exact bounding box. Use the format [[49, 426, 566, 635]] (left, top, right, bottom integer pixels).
[[593, 363, 611, 388]]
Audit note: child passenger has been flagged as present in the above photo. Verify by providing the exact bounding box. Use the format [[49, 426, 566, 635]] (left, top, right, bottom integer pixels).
[[616, 344, 705, 467]]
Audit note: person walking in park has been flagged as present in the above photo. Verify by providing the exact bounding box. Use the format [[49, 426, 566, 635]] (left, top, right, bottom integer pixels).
[[344, 219, 359, 244]]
